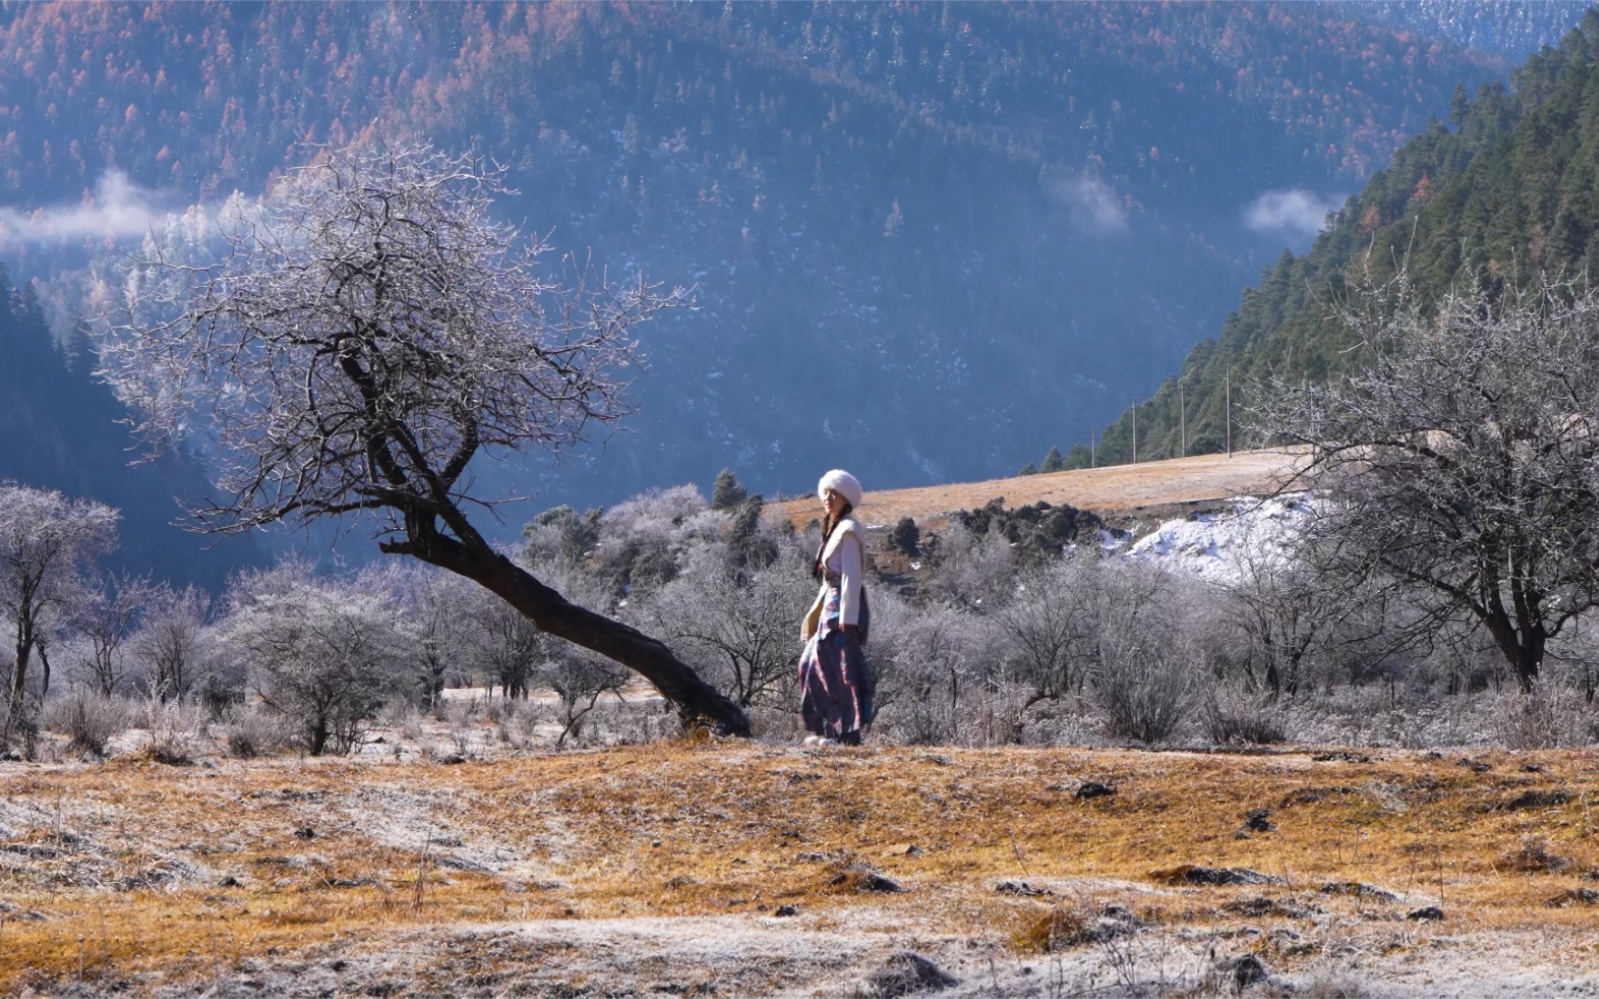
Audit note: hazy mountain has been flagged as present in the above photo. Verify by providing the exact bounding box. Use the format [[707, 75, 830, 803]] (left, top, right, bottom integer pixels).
[[0, 2, 1585, 560]]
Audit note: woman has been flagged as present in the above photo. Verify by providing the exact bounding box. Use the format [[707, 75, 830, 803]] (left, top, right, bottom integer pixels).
[[798, 469, 874, 745]]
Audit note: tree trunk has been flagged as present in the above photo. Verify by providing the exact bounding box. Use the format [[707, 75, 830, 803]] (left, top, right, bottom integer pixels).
[[390, 535, 751, 736]]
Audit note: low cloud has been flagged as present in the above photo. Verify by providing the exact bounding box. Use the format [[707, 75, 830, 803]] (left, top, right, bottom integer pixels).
[[1046, 174, 1128, 234], [1244, 188, 1344, 240], [0, 171, 171, 246]]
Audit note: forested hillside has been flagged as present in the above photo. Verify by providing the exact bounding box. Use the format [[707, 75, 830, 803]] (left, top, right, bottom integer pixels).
[[0, 265, 260, 588], [1087, 10, 1599, 468], [0, 2, 1581, 535]]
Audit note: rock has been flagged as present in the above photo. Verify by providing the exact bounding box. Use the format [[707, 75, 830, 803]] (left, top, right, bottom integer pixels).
[[1243, 809, 1274, 832], [1152, 865, 1285, 887], [1498, 789, 1573, 811], [773, 904, 799, 917], [1545, 888, 1599, 908], [1456, 757, 1491, 773], [1222, 896, 1316, 919], [1407, 906, 1445, 921], [438, 754, 467, 765], [1279, 786, 1360, 807], [293, 826, 317, 840], [218, 875, 243, 888], [996, 880, 1051, 897], [1319, 882, 1400, 902], [1216, 954, 1270, 990], [1311, 751, 1372, 763], [866, 951, 958, 997], [1075, 781, 1116, 800], [882, 843, 923, 857]]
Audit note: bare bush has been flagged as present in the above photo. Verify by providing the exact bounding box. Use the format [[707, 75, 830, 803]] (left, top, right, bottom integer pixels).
[[1200, 685, 1291, 746], [1093, 630, 1199, 745], [921, 524, 1019, 613], [40, 688, 132, 757], [219, 703, 297, 759], [132, 693, 208, 764], [1489, 682, 1591, 749]]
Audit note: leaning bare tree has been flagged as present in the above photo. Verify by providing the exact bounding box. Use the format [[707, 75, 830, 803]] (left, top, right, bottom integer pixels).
[[1257, 277, 1599, 692], [101, 143, 750, 734]]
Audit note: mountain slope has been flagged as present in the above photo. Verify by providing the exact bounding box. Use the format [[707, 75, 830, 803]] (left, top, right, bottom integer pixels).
[[1087, 10, 1599, 469], [0, 2, 1577, 538]]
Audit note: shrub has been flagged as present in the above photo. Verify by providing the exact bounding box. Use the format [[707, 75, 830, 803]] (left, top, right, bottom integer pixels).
[[220, 704, 297, 759], [1490, 682, 1589, 749], [886, 517, 921, 557], [1200, 687, 1289, 745], [1094, 634, 1197, 744], [41, 689, 132, 757]]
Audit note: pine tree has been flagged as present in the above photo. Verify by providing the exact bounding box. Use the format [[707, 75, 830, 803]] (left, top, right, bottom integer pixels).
[[1041, 446, 1066, 472], [712, 468, 748, 510]]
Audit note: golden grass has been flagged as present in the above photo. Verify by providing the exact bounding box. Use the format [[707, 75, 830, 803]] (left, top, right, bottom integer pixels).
[[770, 447, 1307, 530], [2, 741, 1597, 992]]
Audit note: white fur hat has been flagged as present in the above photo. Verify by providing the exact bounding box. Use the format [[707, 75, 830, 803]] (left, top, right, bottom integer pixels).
[[817, 469, 863, 509]]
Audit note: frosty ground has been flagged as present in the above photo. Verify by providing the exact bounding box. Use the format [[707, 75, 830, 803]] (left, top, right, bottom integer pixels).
[[4, 739, 1598, 997]]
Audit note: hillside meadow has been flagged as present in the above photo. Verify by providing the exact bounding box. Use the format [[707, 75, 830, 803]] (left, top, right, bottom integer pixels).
[[3, 733, 1598, 996]]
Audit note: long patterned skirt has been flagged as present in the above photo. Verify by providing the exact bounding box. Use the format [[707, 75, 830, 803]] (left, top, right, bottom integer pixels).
[[798, 585, 874, 740]]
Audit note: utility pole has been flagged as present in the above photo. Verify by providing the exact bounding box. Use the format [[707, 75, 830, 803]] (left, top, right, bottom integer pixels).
[[1090, 431, 1096, 468], [1131, 403, 1138, 464], [1179, 379, 1186, 458], [1225, 367, 1232, 458]]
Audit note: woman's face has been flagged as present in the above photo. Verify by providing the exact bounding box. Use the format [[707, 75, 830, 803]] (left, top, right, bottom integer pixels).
[[822, 488, 847, 518]]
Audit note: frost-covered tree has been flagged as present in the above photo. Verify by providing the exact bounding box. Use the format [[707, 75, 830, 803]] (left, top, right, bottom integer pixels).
[[130, 584, 214, 702], [101, 142, 749, 734], [224, 562, 409, 755], [1259, 279, 1599, 691], [0, 485, 118, 740], [73, 572, 153, 697]]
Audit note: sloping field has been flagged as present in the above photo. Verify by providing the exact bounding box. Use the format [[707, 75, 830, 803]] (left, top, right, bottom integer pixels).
[[3, 742, 1597, 996], [772, 449, 1307, 530]]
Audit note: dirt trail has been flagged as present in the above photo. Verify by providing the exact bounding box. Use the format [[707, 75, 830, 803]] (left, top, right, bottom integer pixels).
[[771, 448, 1307, 529]]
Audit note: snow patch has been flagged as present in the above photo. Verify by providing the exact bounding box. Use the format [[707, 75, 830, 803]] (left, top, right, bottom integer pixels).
[[1123, 494, 1312, 583]]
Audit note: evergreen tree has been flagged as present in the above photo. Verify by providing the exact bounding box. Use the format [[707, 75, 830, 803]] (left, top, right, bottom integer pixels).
[[886, 516, 921, 556], [712, 469, 748, 510], [1041, 446, 1066, 472]]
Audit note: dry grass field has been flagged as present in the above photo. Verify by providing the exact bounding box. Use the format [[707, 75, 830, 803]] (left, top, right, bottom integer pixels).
[[770, 449, 1308, 531], [5, 738, 1599, 996]]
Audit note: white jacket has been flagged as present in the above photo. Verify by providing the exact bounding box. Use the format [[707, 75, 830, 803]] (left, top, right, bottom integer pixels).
[[801, 515, 864, 639]]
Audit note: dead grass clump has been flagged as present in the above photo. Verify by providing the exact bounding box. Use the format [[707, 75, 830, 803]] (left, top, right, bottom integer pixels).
[[1010, 905, 1144, 953], [1501, 835, 1572, 874], [1546, 887, 1599, 907], [1011, 908, 1089, 953], [122, 742, 194, 766]]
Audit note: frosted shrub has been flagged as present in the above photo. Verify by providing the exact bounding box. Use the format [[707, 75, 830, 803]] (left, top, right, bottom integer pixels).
[[1200, 685, 1290, 746], [1093, 632, 1198, 745], [220, 703, 297, 759], [1490, 682, 1592, 749], [41, 688, 133, 757], [132, 694, 208, 764]]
